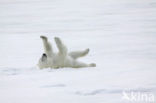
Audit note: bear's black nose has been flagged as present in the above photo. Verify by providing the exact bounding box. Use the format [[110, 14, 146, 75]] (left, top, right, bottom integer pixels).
[[41, 53, 47, 62], [43, 53, 47, 57]]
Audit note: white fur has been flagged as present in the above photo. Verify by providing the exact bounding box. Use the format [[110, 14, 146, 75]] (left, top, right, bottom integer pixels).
[[38, 36, 96, 69]]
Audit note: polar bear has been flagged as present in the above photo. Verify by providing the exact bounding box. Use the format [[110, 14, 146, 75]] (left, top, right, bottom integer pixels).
[[38, 36, 96, 69]]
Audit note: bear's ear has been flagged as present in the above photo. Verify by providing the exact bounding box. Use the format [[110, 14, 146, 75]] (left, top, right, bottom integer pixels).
[[40, 36, 47, 40]]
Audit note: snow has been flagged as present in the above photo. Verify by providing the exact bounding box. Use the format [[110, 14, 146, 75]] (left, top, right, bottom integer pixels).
[[0, 0, 156, 103]]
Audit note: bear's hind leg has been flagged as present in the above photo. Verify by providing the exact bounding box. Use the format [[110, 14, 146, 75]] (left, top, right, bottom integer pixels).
[[69, 48, 89, 59], [72, 60, 96, 68]]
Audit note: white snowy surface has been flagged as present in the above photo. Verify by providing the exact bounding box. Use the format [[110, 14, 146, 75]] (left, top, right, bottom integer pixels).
[[0, 0, 156, 103]]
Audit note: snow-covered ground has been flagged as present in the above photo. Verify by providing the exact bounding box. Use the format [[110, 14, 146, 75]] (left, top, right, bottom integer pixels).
[[0, 0, 156, 103]]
